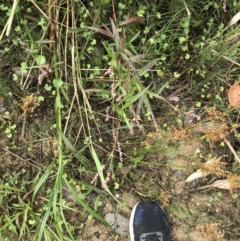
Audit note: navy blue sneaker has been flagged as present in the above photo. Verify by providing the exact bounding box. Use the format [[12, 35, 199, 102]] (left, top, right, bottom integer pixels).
[[129, 200, 170, 241]]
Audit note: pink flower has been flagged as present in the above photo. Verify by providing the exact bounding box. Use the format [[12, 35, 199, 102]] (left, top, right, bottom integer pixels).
[[104, 67, 113, 76], [129, 122, 134, 135], [117, 142, 123, 162], [102, 171, 111, 189], [112, 130, 117, 141], [91, 165, 105, 184], [135, 118, 144, 132], [111, 83, 116, 98], [189, 112, 201, 121], [150, 112, 158, 130], [105, 107, 110, 122], [37, 63, 52, 85]]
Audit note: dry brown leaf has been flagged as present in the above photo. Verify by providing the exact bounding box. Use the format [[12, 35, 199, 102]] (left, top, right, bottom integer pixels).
[[85, 26, 113, 38], [185, 158, 216, 183], [216, 12, 240, 35], [210, 179, 231, 189], [183, 1, 191, 18], [227, 12, 240, 28], [185, 169, 204, 183], [119, 16, 143, 26], [193, 122, 222, 133], [198, 179, 231, 191], [228, 81, 240, 107]]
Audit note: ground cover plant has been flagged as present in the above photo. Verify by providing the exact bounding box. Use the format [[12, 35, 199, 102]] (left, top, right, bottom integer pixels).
[[1, 0, 240, 240]]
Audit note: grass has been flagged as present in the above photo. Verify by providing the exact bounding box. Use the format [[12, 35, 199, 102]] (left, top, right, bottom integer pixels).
[[1, 0, 240, 240]]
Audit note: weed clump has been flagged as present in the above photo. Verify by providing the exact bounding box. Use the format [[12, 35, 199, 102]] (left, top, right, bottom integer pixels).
[[199, 157, 226, 177], [1, 0, 240, 240], [197, 223, 225, 241], [227, 174, 240, 195], [19, 94, 39, 113]]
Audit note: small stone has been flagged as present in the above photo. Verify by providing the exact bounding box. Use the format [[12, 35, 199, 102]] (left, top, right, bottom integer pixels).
[[104, 213, 129, 236]]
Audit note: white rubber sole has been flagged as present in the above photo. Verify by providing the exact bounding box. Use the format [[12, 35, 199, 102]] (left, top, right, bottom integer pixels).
[[129, 201, 140, 241]]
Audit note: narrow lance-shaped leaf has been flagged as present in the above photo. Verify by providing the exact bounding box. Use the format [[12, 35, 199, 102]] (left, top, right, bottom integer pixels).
[[85, 26, 113, 38], [90, 145, 121, 204], [138, 58, 160, 76], [63, 177, 110, 226], [218, 12, 240, 34], [123, 86, 150, 109], [129, 54, 152, 62], [121, 52, 138, 75], [198, 179, 231, 191], [185, 169, 204, 183], [227, 12, 240, 28], [210, 179, 231, 189], [112, 103, 132, 131], [129, 31, 141, 44], [110, 18, 120, 52], [119, 16, 143, 26]]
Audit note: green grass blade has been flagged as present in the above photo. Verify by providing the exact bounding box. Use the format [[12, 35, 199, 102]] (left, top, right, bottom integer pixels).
[[0, 184, 21, 192], [90, 145, 121, 204], [32, 161, 55, 199], [63, 177, 110, 226], [138, 58, 160, 76], [122, 87, 148, 109], [110, 18, 120, 52], [37, 194, 54, 241], [85, 26, 113, 38]]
